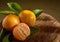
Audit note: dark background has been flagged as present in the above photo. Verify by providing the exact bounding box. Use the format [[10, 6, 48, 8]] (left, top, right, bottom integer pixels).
[[0, 0, 60, 21]]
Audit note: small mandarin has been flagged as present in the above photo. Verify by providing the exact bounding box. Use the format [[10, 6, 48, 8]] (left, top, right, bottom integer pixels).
[[19, 10, 36, 26], [2, 14, 20, 31], [13, 23, 30, 41]]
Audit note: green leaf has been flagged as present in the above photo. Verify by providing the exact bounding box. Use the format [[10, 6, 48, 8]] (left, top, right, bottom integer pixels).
[[0, 29, 3, 37], [0, 10, 15, 14], [0, 29, 10, 42], [7, 2, 22, 14], [2, 34, 10, 42], [30, 27, 39, 36], [32, 9, 43, 17], [26, 27, 39, 39]]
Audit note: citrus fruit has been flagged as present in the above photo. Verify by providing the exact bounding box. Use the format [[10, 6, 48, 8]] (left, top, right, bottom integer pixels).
[[2, 14, 20, 31], [19, 10, 36, 26], [13, 23, 30, 41]]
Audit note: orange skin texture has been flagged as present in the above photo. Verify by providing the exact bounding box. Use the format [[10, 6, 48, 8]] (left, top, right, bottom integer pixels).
[[19, 10, 36, 26], [13, 23, 30, 41], [2, 14, 20, 31]]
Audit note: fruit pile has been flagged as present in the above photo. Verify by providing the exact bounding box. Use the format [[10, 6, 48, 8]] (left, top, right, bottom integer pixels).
[[0, 2, 43, 42], [2, 10, 36, 41]]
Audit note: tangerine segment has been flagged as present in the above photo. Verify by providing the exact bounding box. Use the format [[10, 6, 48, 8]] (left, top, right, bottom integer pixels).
[[13, 23, 30, 41], [2, 14, 20, 31], [19, 10, 36, 26]]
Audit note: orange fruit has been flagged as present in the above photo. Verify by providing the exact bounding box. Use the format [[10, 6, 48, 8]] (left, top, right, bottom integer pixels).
[[13, 23, 30, 41], [19, 10, 36, 26], [2, 14, 20, 31]]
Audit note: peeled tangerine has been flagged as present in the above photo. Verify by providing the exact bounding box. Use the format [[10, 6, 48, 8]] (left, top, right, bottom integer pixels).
[[19, 10, 36, 26], [2, 14, 20, 31], [13, 23, 30, 41]]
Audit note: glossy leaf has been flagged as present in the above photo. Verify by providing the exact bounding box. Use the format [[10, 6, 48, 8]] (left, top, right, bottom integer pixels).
[[32, 9, 43, 17], [7, 2, 22, 14], [0, 10, 15, 14], [2, 34, 10, 42], [0, 29, 10, 42]]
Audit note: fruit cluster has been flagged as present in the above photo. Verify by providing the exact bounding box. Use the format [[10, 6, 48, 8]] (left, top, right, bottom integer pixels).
[[2, 10, 36, 41], [1, 2, 43, 41]]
